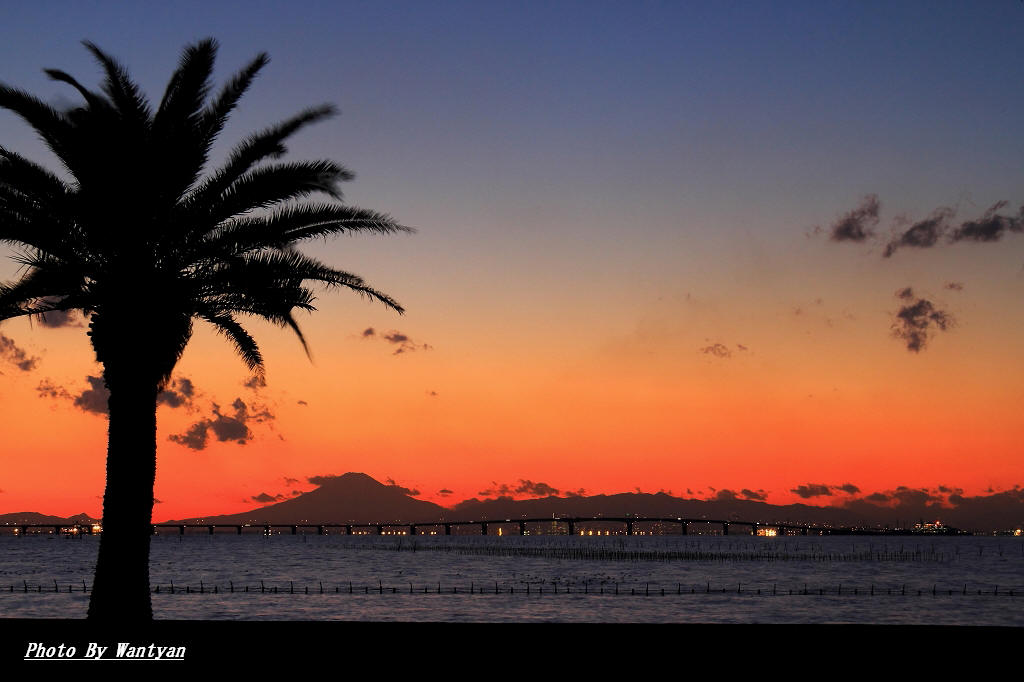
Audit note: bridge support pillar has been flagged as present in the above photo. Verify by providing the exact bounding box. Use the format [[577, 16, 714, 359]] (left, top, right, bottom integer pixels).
[[680, 521, 687, 535], [410, 525, 417, 536], [208, 525, 215, 535], [627, 521, 634, 536], [723, 522, 730, 535], [377, 526, 384, 535], [567, 520, 575, 535], [519, 521, 526, 535], [751, 523, 758, 536], [480, 522, 487, 535], [345, 525, 351, 535], [179, 525, 186, 536], [237, 526, 243, 535], [445, 524, 451, 536], [801, 527, 808, 536]]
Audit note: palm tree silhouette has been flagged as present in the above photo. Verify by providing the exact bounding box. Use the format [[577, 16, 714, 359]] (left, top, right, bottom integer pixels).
[[0, 39, 410, 620]]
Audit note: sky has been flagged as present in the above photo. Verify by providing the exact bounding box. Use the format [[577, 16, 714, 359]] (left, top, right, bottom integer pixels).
[[1, 1, 1022, 521]]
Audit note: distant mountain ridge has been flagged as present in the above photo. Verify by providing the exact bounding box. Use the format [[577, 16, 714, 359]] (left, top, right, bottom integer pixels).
[[0, 511, 99, 526], [7, 473, 1022, 532]]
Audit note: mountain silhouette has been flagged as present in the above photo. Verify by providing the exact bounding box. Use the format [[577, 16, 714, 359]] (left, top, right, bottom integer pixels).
[[165, 472, 448, 525], [0, 511, 100, 526]]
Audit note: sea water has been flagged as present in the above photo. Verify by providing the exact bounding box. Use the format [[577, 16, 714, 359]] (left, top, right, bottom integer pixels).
[[1, 534, 1021, 624]]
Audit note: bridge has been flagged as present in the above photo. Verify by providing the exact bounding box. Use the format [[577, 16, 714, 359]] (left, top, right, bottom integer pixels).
[[3, 517, 878, 536]]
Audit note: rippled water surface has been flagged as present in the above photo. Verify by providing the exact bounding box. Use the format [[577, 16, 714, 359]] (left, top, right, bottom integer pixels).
[[1, 534, 1021, 624]]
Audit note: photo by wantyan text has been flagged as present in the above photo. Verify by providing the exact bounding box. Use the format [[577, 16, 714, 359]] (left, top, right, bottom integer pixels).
[[24, 641, 186, 660]]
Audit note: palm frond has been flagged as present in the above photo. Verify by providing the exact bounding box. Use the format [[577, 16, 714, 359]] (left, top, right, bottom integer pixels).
[[186, 105, 338, 216], [43, 69, 107, 110], [204, 160, 352, 225], [197, 310, 265, 375], [198, 51, 269, 147], [0, 145, 71, 200], [204, 249, 404, 314], [206, 203, 413, 254], [81, 41, 151, 126], [0, 265, 90, 322], [0, 86, 77, 173]]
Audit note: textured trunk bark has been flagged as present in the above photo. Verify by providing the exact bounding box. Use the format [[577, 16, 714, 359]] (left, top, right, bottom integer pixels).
[[87, 366, 159, 621]]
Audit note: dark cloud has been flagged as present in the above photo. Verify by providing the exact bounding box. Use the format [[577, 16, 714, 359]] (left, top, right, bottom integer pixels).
[[243, 375, 266, 390], [362, 327, 432, 355], [283, 477, 299, 486], [865, 492, 890, 504], [891, 486, 942, 506], [297, 399, 308, 406], [736, 344, 748, 352], [791, 483, 833, 499], [28, 296, 83, 328], [944, 281, 964, 291], [838, 483, 860, 495], [384, 477, 421, 497], [476, 479, 572, 499], [156, 377, 195, 409], [565, 488, 587, 497], [427, 391, 438, 397], [891, 289, 954, 352], [948, 201, 1024, 243], [0, 333, 40, 371], [883, 207, 954, 257], [514, 480, 560, 497], [36, 378, 72, 401], [168, 398, 274, 451], [167, 421, 208, 450], [307, 474, 339, 486], [740, 488, 767, 501], [829, 194, 880, 242], [73, 375, 110, 415], [438, 488, 453, 497], [36, 309, 82, 328], [700, 343, 731, 359], [39, 374, 196, 415], [478, 482, 515, 497]]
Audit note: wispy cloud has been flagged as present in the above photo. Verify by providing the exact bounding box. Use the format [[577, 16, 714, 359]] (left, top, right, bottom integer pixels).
[[948, 200, 1024, 243], [829, 194, 880, 242], [361, 327, 433, 355], [0, 333, 39, 372], [700, 343, 731, 359], [883, 207, 954, 257], [891, 288, 954, 353], [384, 477, 421, 497]]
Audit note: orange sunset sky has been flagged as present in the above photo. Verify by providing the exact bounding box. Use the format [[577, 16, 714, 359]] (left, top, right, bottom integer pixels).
[[1, 2, 1022, 520]]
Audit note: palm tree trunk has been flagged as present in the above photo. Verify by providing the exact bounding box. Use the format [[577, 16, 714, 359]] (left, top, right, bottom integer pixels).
[[87, 365, 159, 621]]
